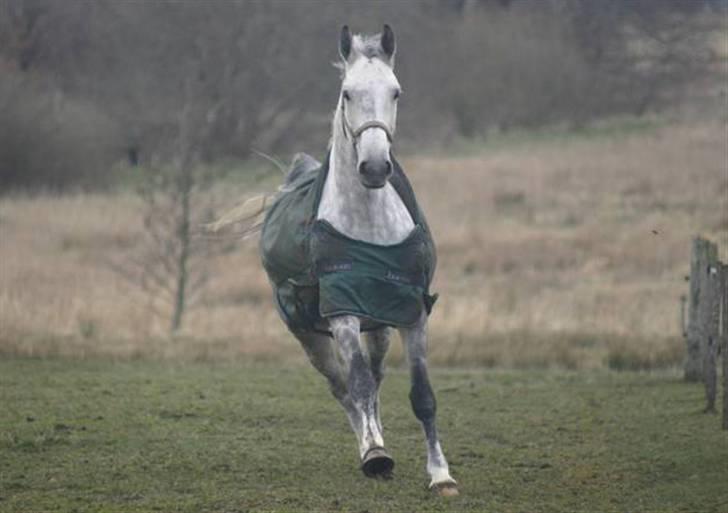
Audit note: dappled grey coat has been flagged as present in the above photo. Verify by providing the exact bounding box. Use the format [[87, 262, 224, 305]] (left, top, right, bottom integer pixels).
[[260, 152, 438, 334]]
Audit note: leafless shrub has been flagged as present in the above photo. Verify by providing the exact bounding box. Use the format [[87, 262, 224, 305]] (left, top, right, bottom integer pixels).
[[0, 73, 118, 192], [2, 0, 721, 190], [558, 0, 722, 125]]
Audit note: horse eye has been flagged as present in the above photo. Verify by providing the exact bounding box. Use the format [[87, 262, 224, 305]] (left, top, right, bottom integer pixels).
[[393, 90, 401, 100], [342, 90, 351, 101]]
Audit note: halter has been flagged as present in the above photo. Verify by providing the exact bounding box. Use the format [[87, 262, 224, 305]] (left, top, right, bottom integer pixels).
[[341, 97, 394, 145]]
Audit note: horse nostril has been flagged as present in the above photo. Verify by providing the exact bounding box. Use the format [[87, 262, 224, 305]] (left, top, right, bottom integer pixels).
[[384, 160, 392, 176], [358, 160, 370, 176]]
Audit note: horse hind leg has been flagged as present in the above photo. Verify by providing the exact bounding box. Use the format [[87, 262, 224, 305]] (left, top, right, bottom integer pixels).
[[297, 331, 349, 404]]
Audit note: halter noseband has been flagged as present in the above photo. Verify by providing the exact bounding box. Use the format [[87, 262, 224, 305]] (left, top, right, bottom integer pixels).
[[341, 99, 394, 144], [348, 119, 394, 142]]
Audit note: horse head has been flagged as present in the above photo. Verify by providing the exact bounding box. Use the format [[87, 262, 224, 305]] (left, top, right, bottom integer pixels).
[[338, 25, 401, 189]]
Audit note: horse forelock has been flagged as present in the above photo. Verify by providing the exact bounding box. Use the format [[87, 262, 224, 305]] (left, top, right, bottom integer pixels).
[[334, 32, 389, 76], [352, 33, 385, 60]]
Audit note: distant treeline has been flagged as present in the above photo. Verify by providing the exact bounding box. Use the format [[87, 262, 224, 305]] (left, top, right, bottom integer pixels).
[[0, 0, 723, 191]]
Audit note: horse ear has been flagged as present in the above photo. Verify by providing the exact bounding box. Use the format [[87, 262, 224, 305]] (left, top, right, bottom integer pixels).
[[381, 24, 396, 60], [340, 25, 352, 62]]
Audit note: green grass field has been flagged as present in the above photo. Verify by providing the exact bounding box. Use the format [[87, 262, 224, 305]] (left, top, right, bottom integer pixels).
[[1, 359, 726, 513]]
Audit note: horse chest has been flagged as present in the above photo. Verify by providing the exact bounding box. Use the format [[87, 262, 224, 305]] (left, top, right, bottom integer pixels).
[[317, 180, 415, 245]]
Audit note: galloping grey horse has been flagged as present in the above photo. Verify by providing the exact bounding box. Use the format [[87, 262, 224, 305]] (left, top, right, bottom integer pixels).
[[259, 25, 457, 496]]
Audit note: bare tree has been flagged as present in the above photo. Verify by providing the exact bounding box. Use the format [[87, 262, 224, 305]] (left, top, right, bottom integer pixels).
[[112, 70, 222, 333]]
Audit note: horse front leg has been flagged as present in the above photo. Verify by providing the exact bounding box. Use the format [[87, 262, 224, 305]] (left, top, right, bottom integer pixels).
[[330, 316, 394, 478], [364, 328, 391, 434], [399, 313, 458, 496]]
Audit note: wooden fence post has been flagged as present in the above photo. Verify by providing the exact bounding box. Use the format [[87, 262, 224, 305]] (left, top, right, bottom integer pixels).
[[722, 262, 728, 430], [703, 259, 720, 413], [684, 237, 718, 382]]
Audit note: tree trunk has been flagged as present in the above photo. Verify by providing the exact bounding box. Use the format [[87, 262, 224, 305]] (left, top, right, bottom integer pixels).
[[170, 168, 192, 334]]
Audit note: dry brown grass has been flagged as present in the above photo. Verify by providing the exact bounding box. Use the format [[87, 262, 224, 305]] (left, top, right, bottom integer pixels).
[[1, 120, 725, 367]]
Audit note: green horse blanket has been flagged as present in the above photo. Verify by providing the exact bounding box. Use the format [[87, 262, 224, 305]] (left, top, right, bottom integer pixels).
[[259, 152, 437, 334]]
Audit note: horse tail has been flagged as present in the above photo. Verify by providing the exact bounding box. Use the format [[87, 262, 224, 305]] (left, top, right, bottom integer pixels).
[[204, 152, 321, 240], [205, 194, 271, 239]]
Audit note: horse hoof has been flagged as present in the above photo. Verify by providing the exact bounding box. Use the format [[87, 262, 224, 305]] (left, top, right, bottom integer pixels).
[[361, 447, 395, 478], [431, 482, 459, 497]]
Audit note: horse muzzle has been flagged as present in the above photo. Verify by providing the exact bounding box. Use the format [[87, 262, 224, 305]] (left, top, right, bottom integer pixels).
[[359, 159, 392, 189]]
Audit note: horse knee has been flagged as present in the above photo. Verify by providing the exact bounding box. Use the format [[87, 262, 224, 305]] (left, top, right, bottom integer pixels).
[[331, 319, 359, 347]]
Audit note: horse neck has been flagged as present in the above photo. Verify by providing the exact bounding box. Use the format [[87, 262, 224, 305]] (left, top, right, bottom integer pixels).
[[316, 105, 414, 245]]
